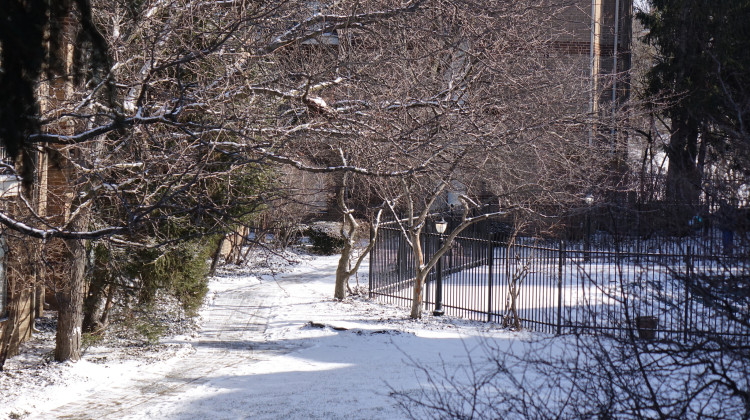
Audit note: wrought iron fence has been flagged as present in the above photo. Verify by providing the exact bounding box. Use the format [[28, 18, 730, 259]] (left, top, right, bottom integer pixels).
[[369, 223, 750, 341]]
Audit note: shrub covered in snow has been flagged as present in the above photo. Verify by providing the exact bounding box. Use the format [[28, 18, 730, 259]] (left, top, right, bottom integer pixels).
[[304, 222, 347, 255]]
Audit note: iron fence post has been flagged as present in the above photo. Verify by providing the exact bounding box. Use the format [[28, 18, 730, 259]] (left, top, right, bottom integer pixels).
[[449, 243, 453, 274], [426, 234, 433, 310], [557, 240, 565, 335], [684, 245, 692, 341], [368, 225, 374, 299], [488, 238, 494, 322], [434, 235, 444, 316], [397, 233, 406, 285]]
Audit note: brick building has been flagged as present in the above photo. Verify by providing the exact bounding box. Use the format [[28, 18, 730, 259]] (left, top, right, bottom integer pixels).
[[0, 14, 77, 363], [558, 0, 633, 137]]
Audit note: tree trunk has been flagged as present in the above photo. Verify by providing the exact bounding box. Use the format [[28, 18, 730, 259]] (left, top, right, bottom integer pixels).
[[334, 242, 353, 300], [209, 236, 226, 277], [410, 271, 427, 319], [82, 274, 106, 333], [99, 284, 115, 328], [333, 174, 359, 301], [0, 295, 21, 371], [54, 214, 88, 362], [34, 285, 45, 318], [409, 230, 426, 319], [665, 115, 701, 232]]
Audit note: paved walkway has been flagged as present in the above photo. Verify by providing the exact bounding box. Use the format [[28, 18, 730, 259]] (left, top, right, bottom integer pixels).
[[36, 255, 416, 420], [45, 265, 297, 419]]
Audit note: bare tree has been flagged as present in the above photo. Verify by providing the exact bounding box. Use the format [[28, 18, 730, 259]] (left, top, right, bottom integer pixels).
[[0, 0, 433, 364], [0, 0, 614, 361], [333, 172, 383, 300], [364, 0, 611, 318]]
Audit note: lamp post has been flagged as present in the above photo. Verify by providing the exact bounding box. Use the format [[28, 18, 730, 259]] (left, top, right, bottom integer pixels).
[[433, 218, 448, 316], [584, 195, 594, 262]]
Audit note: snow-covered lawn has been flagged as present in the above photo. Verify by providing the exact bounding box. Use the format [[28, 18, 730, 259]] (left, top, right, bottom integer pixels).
[[0, 250, 537, 420]]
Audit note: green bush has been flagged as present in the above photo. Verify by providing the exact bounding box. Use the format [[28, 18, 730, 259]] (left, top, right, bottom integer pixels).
[[135, 320, 167, 345], [126, 238, 215, 316], [305, 223, 346, 255]]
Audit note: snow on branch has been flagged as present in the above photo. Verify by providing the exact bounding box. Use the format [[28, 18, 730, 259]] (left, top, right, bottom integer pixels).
[[257, 148, 433, 177], [27, 114, 179, 144], [0, 210, 127, 240], [263, 0, 424, 53]]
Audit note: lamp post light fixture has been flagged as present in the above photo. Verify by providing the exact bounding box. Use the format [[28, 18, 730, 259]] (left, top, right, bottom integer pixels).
[[435, 218, 448, 235], [433, 218, 447, 316]]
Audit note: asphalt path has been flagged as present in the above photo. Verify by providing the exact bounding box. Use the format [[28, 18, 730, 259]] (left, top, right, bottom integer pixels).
[[44, 266, 294, 419]]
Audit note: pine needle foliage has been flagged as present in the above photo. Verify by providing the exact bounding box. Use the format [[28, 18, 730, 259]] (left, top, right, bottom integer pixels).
[[126, 238, 217, 316]]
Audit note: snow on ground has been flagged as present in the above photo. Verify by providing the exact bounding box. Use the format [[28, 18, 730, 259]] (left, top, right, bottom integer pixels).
[[0, 249, 537, 420]]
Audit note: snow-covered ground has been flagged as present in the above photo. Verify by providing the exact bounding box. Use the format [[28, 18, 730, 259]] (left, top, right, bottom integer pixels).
[[0, 250, 537, 420]]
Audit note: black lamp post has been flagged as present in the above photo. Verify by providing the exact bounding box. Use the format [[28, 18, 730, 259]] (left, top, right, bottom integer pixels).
[[584, 194, 594, 262], [433, 218, 448, 316]]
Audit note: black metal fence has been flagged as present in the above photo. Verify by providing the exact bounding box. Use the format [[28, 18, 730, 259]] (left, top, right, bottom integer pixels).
[[369, 223, 750, 341]]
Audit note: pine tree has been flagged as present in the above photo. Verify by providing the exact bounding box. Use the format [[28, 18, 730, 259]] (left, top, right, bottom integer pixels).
[[638, 0, 750, 211]]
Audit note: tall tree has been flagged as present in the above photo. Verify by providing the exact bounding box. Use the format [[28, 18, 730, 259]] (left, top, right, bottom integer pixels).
[[637, 1, 750, 210], [369, 0, 609, 318], [0, 0, 430, 363]]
